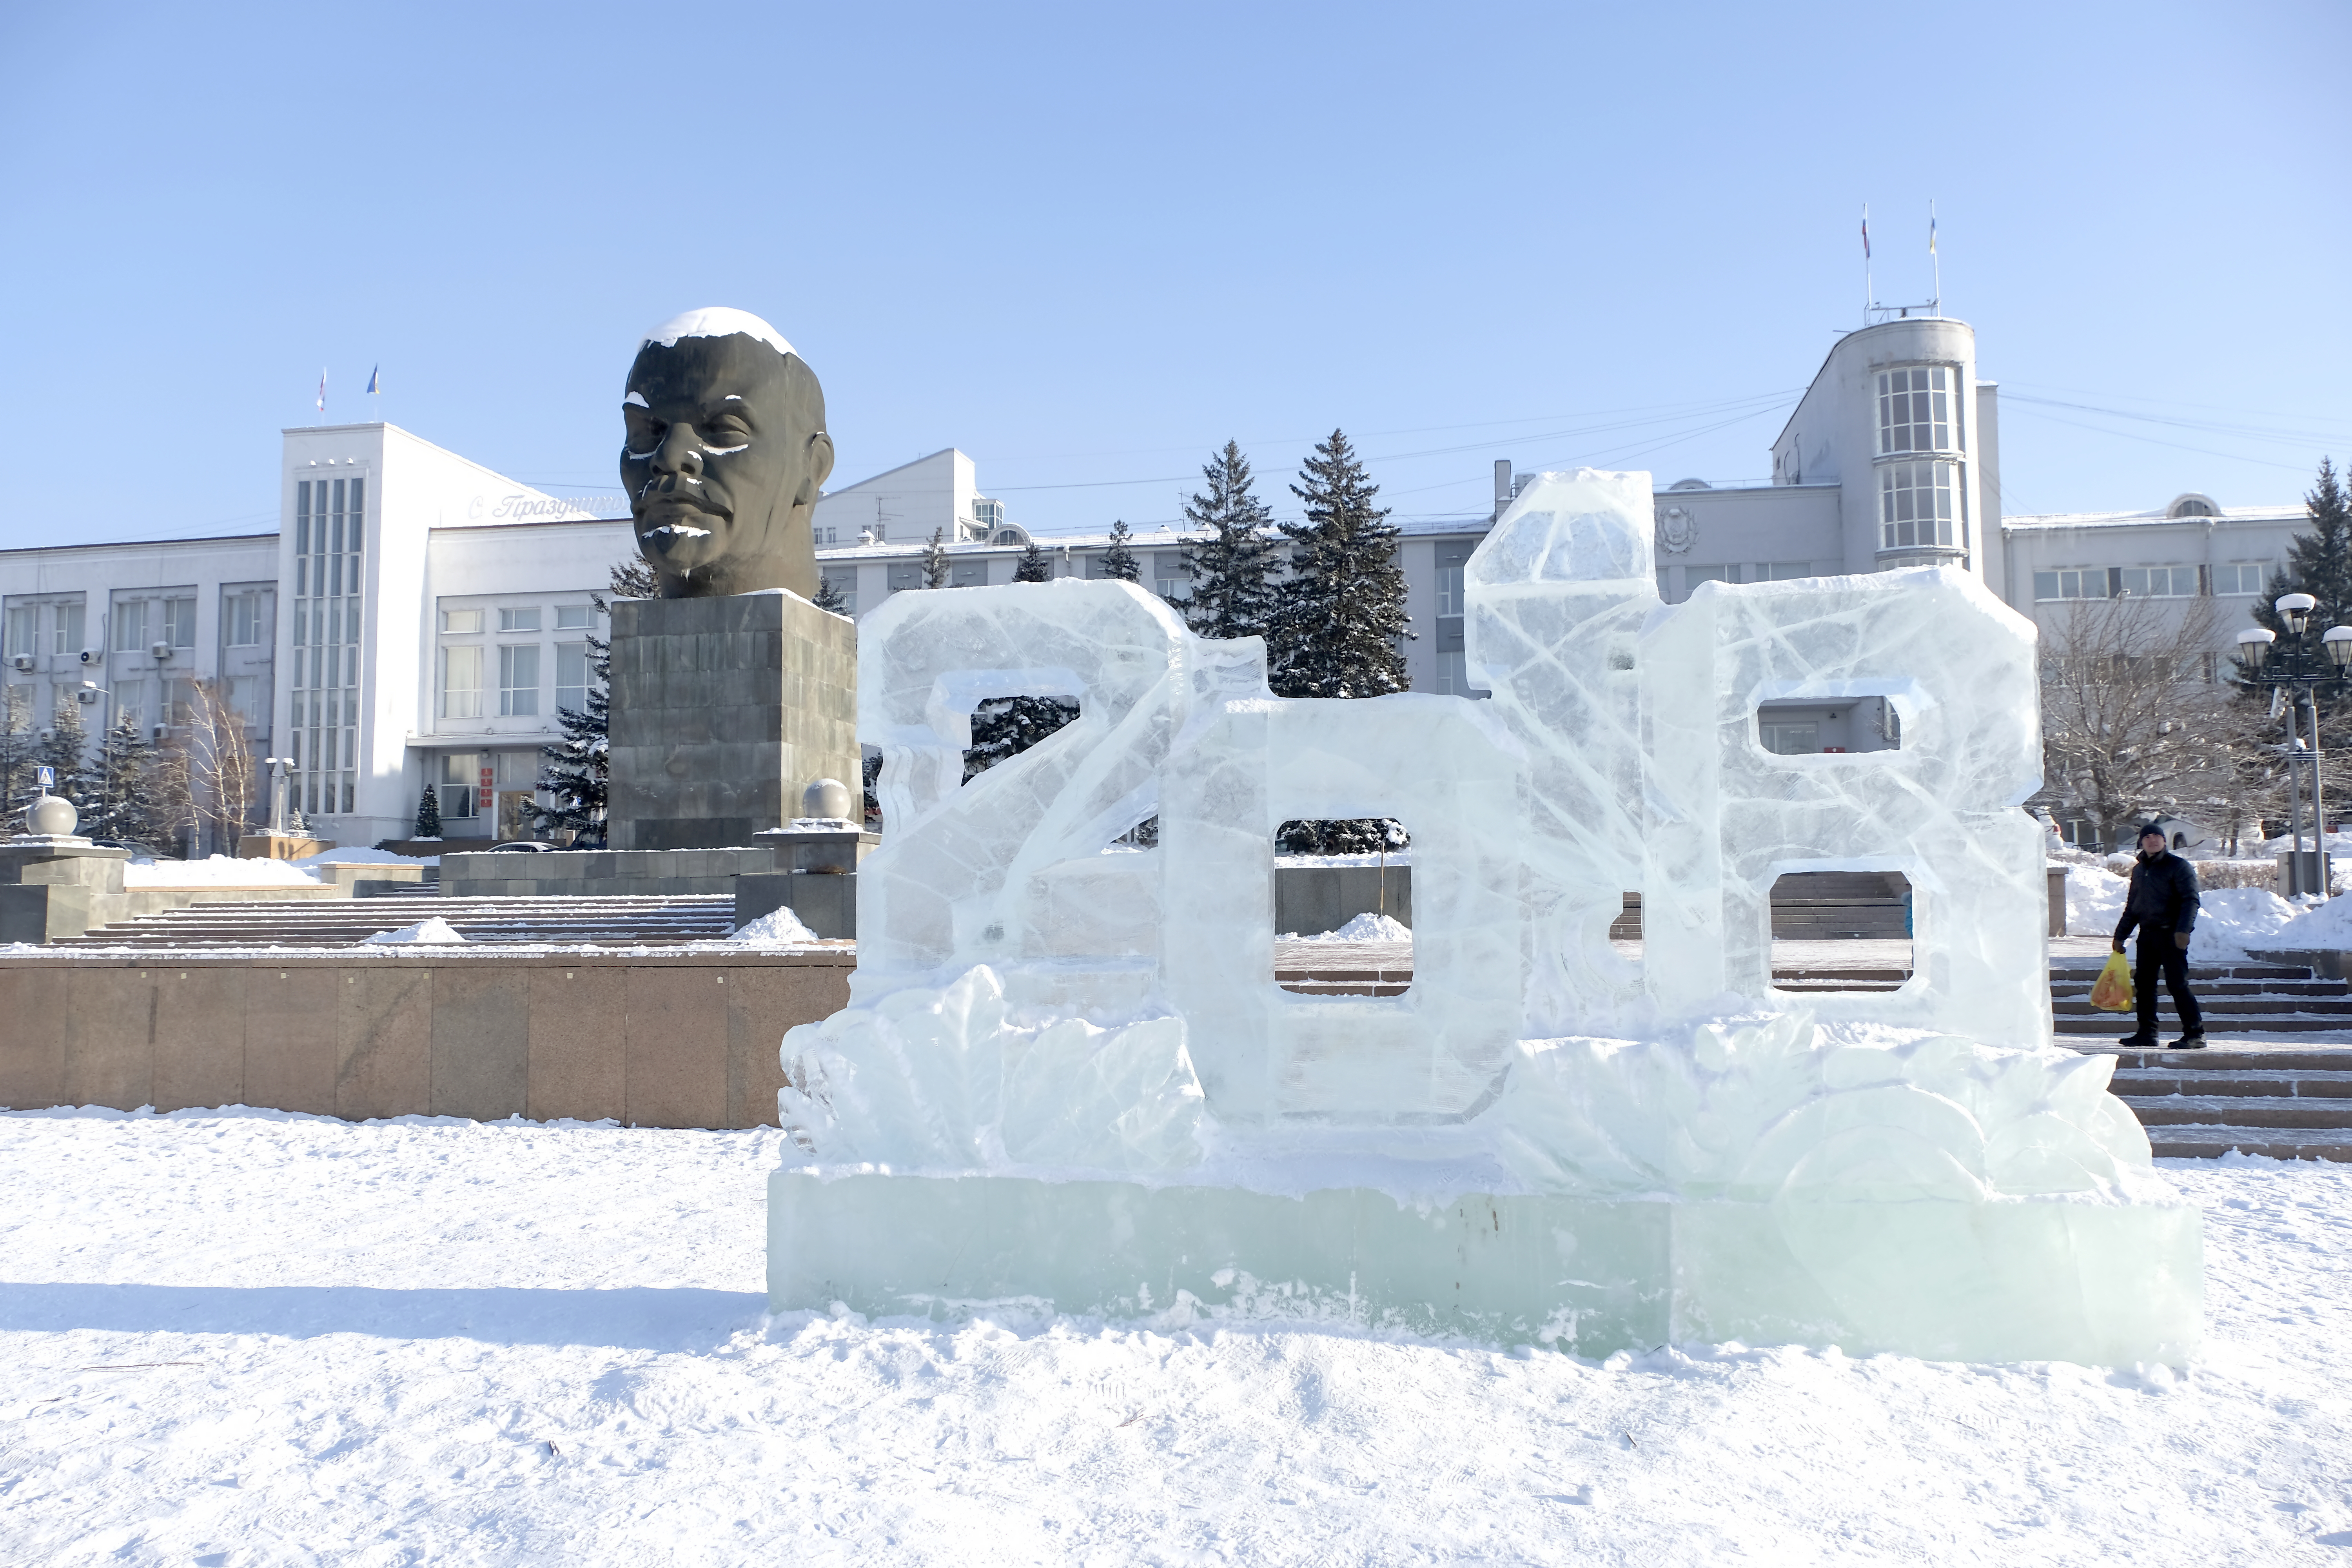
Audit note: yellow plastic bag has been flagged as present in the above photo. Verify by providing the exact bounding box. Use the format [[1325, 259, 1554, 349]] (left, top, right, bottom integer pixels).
[[2089, 951, 2136, 1013]]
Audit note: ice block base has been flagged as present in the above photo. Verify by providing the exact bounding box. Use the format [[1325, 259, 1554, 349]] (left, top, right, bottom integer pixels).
[[769, 1171, 2202, 1365]]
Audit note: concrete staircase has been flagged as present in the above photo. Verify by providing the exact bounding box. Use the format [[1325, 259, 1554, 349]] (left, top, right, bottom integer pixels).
[[55, 894, 740, 949], [2104, 1049, 2352, 1161], [1608, 872, 1913, 942], [2050, 957, 2352, 1038], [2053, 956, 2352, 1160]]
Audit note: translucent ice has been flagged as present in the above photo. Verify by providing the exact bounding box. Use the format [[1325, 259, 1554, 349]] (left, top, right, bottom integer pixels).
[[774, 470, 2200, 1363]]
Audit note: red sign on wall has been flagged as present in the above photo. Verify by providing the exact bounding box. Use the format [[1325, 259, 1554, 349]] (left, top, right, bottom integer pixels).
[[479, 766, 494, 809]]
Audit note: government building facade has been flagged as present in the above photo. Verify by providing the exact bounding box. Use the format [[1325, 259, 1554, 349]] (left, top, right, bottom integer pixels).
[[0, 316, 2311, 847]]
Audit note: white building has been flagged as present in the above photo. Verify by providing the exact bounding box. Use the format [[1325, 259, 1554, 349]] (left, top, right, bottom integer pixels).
[[0, 315, 2315, 847]]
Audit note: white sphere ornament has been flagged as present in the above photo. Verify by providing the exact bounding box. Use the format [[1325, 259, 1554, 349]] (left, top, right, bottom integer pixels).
[[27, 793, 77, 837], [802, 777, 854, 822]]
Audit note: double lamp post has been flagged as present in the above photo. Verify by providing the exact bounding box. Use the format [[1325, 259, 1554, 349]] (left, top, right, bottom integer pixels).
[[2235, 592, 2352, 897]]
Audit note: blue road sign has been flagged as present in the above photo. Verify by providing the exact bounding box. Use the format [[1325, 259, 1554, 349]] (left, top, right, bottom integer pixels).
[[35, 766, 54, 791]]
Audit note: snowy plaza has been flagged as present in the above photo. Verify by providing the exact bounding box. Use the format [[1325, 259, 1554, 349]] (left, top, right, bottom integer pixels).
[[7, 4, 2350, 1561], [2, 1108, 2348, 1564]]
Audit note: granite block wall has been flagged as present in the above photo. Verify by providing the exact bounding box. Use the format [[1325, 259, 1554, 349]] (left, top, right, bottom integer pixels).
[[607, 592, 858, 851]]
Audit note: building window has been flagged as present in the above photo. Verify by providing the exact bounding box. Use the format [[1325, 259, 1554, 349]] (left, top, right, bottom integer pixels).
[[441, 646, 484, 719], [441, 607, 484, 634], [1879, 460, 1958, 550], [224, 591, 266, 646], [163, 596, 197, 648], [164, 675, 193, 728], [1436, 564, 1465, 615], [499, 644, 540, 717], [437, 751, 479, 819], [4, 606, 33, 659], [1684, 565, 1735, 598], [112, 600, 148, 652], [2116, 566, 2197, 598], [294, 475, 364, 816], [555, 642, 588, 714], [50, 600, 86, 657], [1877, 365, 1957, 455], [229, 674, 263, 725], [499, 606, 541, 633], [1764, 562, 1810, 581], [1153, 554, 1187, 601], [2033, 568, 2110, 601], [113, 678, 149, 731], [821, 569, 857, 615], [951, 560, 987, 589], [1760, 720, 1820, 755], [888, 564, 923, 593], [555, 604, 592, 631], [2214, 562, 2271, 596]]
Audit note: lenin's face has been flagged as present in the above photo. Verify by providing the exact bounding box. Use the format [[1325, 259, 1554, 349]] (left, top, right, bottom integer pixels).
[[621, 333, 833, 594]]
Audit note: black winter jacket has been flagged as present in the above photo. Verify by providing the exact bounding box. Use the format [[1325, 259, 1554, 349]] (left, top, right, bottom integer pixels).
[[2114, 850, 2201, 941]]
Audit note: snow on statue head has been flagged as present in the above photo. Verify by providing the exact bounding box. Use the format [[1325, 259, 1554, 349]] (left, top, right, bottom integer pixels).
[[771, 469, 2202, 1365], [621, 307, 836, 599]]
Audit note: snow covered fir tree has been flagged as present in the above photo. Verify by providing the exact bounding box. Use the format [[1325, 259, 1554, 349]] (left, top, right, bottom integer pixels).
[[534, 558, 658, 846], [412, 779, 443, 839], [1269, 429, 1413, 854], [80, 715, 162, 847], [1099, 520, 1140, 583], [1014, 540, 1053, 583], [1177, 441, 1280, 642]]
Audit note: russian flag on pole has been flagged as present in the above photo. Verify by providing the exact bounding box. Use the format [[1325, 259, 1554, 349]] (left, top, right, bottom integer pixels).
[[316, 369, 326, 413], [1861, 207, 1871, 260]]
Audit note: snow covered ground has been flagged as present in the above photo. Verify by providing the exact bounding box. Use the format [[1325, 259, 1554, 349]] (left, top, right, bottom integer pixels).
[[2, 1110, 2349, 1564]]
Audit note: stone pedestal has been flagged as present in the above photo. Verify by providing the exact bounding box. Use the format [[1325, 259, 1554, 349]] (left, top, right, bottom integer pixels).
[[0, 838, 130, 943], [607, 592, 857, 852]]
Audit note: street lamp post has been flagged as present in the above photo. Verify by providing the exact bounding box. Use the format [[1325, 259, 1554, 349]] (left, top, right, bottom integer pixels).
[[2236, 592, 2352, 896]]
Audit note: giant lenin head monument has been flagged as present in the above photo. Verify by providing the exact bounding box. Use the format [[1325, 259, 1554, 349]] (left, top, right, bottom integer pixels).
[[605, 309, 858, 851]]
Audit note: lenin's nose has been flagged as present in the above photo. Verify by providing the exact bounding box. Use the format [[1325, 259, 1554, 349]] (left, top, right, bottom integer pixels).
[[653, 423, 704, 479]]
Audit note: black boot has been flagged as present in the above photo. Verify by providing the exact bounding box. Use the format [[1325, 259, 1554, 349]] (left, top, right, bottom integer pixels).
[[2169, 1032, 2207, 1050]]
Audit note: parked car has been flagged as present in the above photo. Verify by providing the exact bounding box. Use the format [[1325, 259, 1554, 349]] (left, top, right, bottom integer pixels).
[[486, 840, 559, 853]]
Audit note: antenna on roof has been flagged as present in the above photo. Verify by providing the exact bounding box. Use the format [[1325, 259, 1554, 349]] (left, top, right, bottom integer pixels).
[[1860, 203, 1873, 326], [1928, 199, 1941, 316]]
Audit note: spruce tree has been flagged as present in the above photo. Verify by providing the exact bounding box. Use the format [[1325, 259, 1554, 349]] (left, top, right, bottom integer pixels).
[[1178, 440, 1280, 641], [963, 696, 1082, 781], [534, 558, 645, 846], [1013, 541, 1053, 583], [1100, 520, 1140, 583], [413, 778, 443, 838], [1268, 430, 1413, 855], [922, 528, 951, 588], [37, 689, 91, 806], [82, 715, 156, 846], [0, 685, 35, 823], [2246, 457, 2352, 717], [1269, 428, 1411, 699], [813, 573, 850, 613]]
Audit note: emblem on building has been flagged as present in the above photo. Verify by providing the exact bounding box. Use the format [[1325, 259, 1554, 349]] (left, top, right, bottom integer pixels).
[[1657, 504, 1696, 555]]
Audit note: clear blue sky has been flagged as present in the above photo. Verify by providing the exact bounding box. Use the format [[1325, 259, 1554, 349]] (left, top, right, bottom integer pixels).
[[2, 0, 2345, 550]]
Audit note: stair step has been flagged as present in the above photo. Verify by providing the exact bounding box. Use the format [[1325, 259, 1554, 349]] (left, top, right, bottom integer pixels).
[[2147, 1127, 2352, 1161], [2121, 1096, 2352, 1129]]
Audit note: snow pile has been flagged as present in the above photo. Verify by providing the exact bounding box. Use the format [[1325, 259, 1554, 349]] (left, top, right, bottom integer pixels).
[[292, 846, 441, 869], [120, 855, 322, 889], [2076, 864, 2301, 957], [362, 916, 467, 945], [2190, 886, 2303, 959], [730, 905, 821, 945], [2268, 893, 2352, 952], [1273, 851, 1413, 869], [1, 1109, 2348, 1562], [2066, 863, 2128, 934], [1282, 911, 1412, 942]]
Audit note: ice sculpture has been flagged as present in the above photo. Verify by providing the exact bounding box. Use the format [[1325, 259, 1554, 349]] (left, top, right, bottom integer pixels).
[[773, 470, 2201, 1366]]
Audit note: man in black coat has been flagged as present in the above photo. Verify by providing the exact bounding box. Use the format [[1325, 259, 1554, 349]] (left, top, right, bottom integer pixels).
[[2112, 823, 2206, 1050]]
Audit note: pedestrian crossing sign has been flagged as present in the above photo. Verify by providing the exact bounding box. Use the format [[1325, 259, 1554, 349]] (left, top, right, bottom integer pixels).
[[35, 766, 54, 791]]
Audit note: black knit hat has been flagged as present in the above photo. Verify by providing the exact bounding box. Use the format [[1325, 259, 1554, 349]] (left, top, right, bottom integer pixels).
[[2137, 822, 2167, 843]]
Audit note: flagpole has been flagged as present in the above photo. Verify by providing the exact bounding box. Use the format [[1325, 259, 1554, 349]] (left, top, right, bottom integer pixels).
[[1861, 203, 1873, 325], [1929, 199, 1942, 314]]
